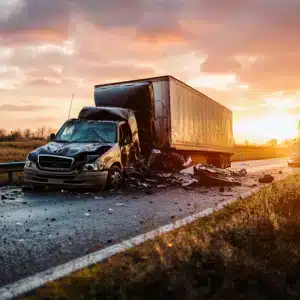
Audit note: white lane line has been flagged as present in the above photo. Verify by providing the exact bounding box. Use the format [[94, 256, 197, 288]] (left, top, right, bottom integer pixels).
[[232, 158, 287, 167], [244, 162, 287, 174], [0, 186, 264, 300]]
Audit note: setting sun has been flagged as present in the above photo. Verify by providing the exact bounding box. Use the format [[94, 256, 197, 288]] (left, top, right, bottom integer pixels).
[[234, 112, 298, 144]]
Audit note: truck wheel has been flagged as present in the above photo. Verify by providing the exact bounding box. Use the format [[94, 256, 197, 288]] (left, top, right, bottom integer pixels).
[[106, 166, 123, 190]]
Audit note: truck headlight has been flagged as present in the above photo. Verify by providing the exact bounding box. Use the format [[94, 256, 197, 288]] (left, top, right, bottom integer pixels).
[[83, 160, 104, 172], [25, 159, 37, 168]]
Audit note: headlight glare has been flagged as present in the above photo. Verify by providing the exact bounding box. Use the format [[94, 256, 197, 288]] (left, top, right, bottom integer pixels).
[[83, 160, 104, 172], [25, 159, 37, 168]]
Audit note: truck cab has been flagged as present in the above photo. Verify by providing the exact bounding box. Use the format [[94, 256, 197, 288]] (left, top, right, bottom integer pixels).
[[24, 107, 140, 190]]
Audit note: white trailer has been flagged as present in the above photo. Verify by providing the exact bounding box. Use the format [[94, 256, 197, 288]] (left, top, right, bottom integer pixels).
[[95, 75, 235, 168]]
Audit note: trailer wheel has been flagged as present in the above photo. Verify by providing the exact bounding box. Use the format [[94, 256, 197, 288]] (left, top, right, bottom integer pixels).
[[106, 166, 123, 190]]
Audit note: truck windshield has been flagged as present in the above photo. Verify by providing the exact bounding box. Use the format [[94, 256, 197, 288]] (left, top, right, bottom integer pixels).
[[55, 120, 117, 143]]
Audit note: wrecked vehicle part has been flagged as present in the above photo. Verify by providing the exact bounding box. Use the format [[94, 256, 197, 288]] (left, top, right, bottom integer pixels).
[[94, 83, 155, 156], [106, 166, 123, 190], [148, 151, 186, 171], [26, 74, 237, 190], [183, 156, 193, 167], [94, 76, 234, 169], [79, 106, 133, 121], [197, 173, 241, 186], [228, 168, 247, 177], [78, 106, 140, 154], [24, 117, 136, 190], [258, 174, 275, 184], [181, 177, 198, 187], [191, 164, 247, 177], [124, 157, 246, 190], [180, 165, 195, 176], [24, 167, 109, 190], [193, 164, 242, 186], [147, 149, 161, 168], [27, 142, 112, 164]]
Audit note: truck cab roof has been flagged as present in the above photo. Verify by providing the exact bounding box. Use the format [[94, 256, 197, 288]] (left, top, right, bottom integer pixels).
[[78, 106, 134, 122]]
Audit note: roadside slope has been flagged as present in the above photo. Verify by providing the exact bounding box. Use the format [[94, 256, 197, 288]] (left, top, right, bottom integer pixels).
[[22, 174, 300, 300]]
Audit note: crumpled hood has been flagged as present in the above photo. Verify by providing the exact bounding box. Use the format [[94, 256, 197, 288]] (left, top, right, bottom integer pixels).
[[28, 142, 114, 162]]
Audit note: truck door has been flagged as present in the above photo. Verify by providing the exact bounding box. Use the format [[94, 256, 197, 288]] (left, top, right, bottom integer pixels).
[[119, 123, 132, 167]]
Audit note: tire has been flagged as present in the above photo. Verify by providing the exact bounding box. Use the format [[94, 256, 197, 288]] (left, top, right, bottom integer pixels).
[[106, 166, 123, 190]]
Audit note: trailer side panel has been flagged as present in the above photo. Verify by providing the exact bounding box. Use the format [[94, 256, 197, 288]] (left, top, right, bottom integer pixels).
[[169, 77, 234, 154], [152, 80, 171, 148]]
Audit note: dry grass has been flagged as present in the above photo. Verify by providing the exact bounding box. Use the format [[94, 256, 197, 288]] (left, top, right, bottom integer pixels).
[[0, 141, 289, 164], [0, 141, 45, 183], [0, 140, 45, 163], [22, 175, 300, 300], [231, 145, 290, 161]]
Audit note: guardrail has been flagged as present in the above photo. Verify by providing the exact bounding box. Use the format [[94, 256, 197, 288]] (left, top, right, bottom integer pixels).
[[0, 161, 26, 183]]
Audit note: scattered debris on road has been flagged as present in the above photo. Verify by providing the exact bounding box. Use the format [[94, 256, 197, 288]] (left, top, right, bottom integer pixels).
[[258, 174, 275, 184], [125, 152, 247, 190], [181, 177, 199, 187], [148, 149, 186, 172], [0, 156, 285, 203]]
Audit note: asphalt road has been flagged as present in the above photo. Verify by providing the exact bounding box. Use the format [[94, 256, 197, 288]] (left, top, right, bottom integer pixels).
[[0, 158, 296, 287]]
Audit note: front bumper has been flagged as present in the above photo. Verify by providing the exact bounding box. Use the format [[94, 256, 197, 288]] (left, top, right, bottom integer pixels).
[[24, 166, 109, 189]]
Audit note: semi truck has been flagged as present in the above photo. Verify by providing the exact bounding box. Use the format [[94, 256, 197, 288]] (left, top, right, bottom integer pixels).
[[24, 75, 235, 190]]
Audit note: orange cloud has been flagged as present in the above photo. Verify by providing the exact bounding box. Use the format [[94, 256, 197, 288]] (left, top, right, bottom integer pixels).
[[0, 27, 69, 46], [0, 0, 300, 142], [0, 104, 53, 112]]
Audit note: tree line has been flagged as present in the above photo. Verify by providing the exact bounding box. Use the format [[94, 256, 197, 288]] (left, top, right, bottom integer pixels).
[[0, 127, 56, 141], [244, 138, 297, 148]]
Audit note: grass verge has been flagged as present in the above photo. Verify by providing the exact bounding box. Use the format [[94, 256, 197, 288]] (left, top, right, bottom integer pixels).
[[22, 175, 300, 300], [0, 140, 45, 163], [231, 145, 290, 161]]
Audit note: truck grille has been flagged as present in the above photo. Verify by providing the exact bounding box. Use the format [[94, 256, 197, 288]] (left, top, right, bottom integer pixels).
[[38, 155, 74, 172]]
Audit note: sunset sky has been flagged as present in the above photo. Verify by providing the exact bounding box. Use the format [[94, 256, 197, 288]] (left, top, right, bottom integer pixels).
[[0, 0, 299, 143]]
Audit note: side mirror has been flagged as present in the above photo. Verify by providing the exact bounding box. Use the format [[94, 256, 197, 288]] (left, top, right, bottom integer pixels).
[[49, 133, 56, 141]]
